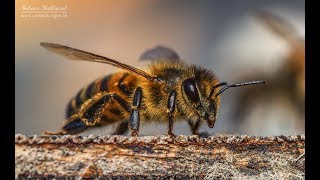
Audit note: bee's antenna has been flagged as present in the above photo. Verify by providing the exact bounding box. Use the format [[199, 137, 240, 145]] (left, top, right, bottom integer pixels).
[[215, 80, 266, 97], [209, 82, 228, 98]]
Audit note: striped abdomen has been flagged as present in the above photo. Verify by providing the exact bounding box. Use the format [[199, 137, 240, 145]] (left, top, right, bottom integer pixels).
[[66, 72, 138, 121]]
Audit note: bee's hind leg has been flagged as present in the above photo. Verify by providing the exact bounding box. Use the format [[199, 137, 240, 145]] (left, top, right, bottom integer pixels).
[[61, 117, 88, 135], [43, 115, 88, 135], [61, 93, 131, 135], [57, 94, 111, 135]]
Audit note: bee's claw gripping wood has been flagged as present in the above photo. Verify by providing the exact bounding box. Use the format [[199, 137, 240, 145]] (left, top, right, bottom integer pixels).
[[15, 134, 305, 179]]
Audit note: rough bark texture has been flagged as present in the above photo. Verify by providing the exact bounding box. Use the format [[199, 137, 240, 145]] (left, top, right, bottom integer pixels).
[[15, 134, 305, 179]]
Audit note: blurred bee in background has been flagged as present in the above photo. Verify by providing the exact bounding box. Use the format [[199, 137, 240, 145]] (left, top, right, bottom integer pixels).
[[231, 10, 305, 134], [41, 42, 266, 137]]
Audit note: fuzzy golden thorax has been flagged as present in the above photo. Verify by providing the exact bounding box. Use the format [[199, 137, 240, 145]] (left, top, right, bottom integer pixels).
[[141, 60, 222, 128]]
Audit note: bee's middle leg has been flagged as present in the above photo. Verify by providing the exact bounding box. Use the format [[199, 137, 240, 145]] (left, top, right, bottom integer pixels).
[[167, 91, 177, 137], [129, 87, 143, 136]]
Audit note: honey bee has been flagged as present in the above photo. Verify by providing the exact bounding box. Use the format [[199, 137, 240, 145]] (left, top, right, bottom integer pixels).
[[41, 42, 266, 137]]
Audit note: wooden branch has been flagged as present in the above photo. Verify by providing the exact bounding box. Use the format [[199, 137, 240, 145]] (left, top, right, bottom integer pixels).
[[15, 134, 305, 179]]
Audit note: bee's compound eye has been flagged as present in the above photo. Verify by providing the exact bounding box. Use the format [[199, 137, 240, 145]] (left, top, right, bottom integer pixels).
[[182, 78, 200, 103]]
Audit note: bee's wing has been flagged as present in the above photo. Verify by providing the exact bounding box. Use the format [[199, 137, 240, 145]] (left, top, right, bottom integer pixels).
[[40, 42, 158, 82], [254, 10, 302, 44], [139, 46, 181, 62]]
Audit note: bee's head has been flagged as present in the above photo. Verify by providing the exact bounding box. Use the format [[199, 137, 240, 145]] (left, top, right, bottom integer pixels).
[[181, 77, 266, 129], [181, 77, 221, 128]]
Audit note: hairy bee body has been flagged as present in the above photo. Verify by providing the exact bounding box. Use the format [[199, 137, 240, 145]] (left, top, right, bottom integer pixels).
[[66, 61, 220, 127], [41, 42, 265, 136]]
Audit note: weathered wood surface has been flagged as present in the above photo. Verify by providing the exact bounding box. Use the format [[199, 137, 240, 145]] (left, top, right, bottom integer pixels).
[[15, 134, 305, 179]]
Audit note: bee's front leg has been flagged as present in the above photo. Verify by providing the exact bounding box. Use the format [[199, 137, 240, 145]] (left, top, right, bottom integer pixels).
[[188, 119, 210, 138], [129, 87, 143, 136], [166, 91, 177, 138]]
